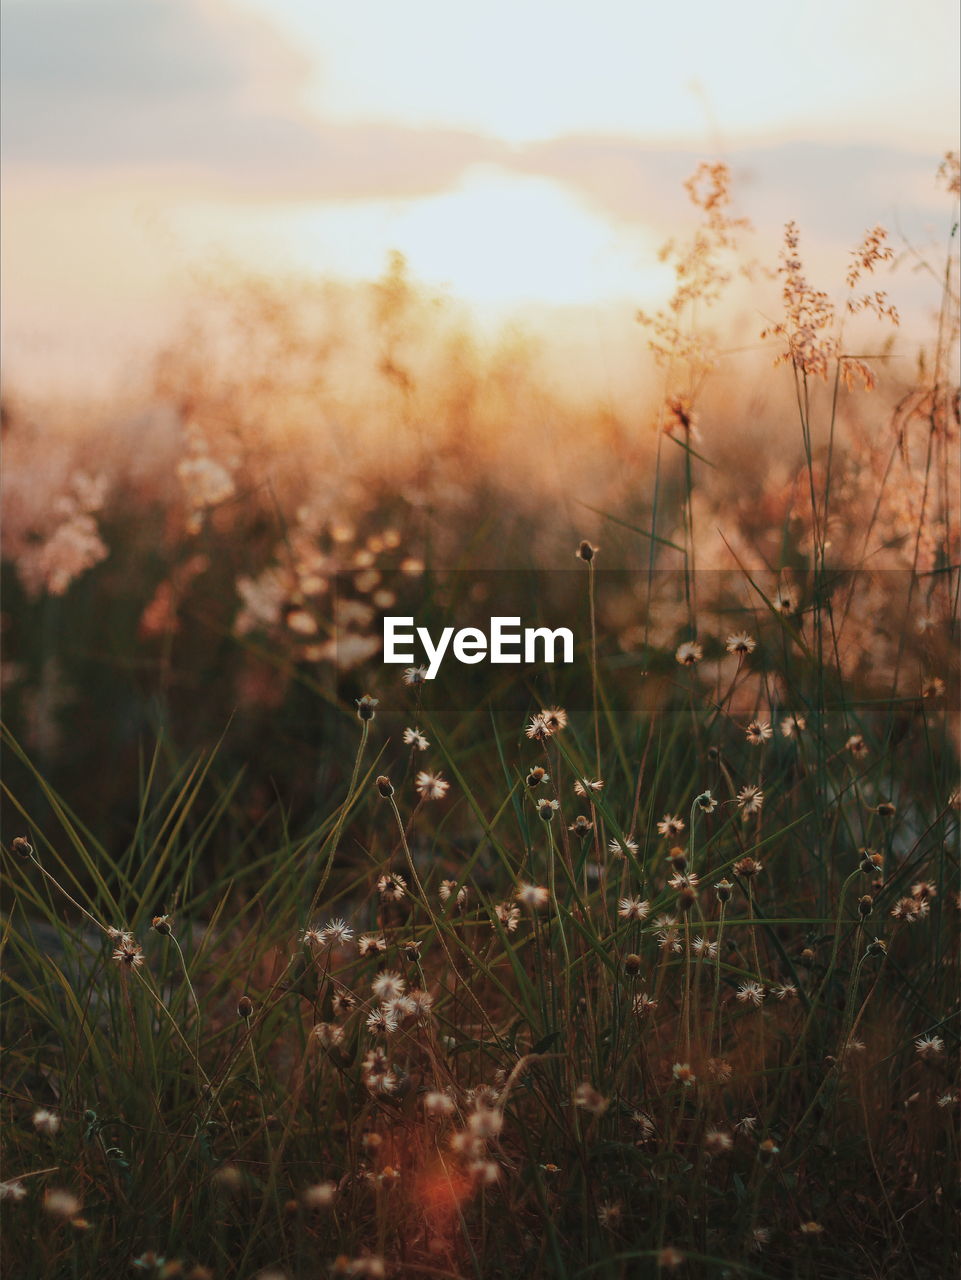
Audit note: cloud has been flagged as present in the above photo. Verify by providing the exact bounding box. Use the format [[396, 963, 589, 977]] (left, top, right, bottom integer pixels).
[[1, 0, 504, 197], [512, 137, 948, 244], [2, 0, 947, 248]]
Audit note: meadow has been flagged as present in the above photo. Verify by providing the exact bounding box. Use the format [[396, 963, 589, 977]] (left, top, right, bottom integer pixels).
[[1, 158, 959, 1279]]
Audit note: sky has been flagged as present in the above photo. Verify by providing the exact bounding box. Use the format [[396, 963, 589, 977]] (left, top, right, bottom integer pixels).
[[2, 0, 958, 392]]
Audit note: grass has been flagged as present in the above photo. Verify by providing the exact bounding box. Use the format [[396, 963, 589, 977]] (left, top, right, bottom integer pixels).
[[1, 159, 959, 1280]]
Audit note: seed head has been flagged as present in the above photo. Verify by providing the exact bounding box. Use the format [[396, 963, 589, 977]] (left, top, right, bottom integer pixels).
[[355, 694, 379, 721], [151, 915, 171, 936], [12, 836, 33, 858], [537, 798, 559, 821], [237, 995, 254, 1020], [415, 770, 449, 801], [675, 641, 703, 666], [733, 857, 762, 879], [526, 766, 548, 787], [576, 540, 596, 562]]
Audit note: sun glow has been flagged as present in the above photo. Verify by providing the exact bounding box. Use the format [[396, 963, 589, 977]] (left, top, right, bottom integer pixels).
[[173, 166, 674, 313]]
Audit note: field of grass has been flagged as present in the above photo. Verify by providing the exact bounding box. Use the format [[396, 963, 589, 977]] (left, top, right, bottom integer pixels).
[[2, 160, 959, 1279]]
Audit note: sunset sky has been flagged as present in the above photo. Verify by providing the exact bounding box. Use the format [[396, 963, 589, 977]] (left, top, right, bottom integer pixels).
[[2, 0, 958, 391]]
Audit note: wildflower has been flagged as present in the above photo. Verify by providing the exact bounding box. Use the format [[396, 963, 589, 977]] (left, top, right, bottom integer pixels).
[[32, 1109, 60, 1136], [12, 836, 33, 858], [846, 734, 868, 757], [376, 873, 406, 901], [609, 834, 639, 857], [704, 1128, 732, 1154], [424, 1091, 455, 1117], [541, 706, 568, 733], [402, 727, 429, 750], [44, 1188, 81, 1218], [618, 896, 650, 921], [569, 815, 593, 836], [516, 882, 549, 911], [403, 666, 428, 685], [773, 587, 796, 614], [859, 848, 883, 874], [726, 631, 756, 655], [112, 941, 145, 969], [750, 1227, 771, 1251], [361, 1048, 396, 1094], [758, 1137, 779, 1160], [526, 766, 548, 787], [573, 1083, 608, 1115], [439, 880, 468, 909], [745, 719, 772, 746], [366, 1008, 398, 1035], [597, 1202, 622, 1229], [733, 857, 762, 879], [415, 770, 449, 800], [468, 1159, 500, 1185], [780, 714, 806, 738], [525, 713, 551, 740], [656, 919, 682, 953], [737, 981, 765, 1007], [624, 952, 642, 975], [737, 785, 764, 815], [675, 640, 703, 666], [672, 1062, 696, 1087], [874, 800, 897, 818], [633, 991, 658, 1015], [576, 541, 597, 562], [668, 846, 688, 871], [708, 1058, 733, 1083], [714, 878, 733, 903], [799, 1221, 823, 1236], [922, 676, 945, 699], [536, 798, 559, 821], [312, 1023, 344, 1049], [408, 988, 433, 1017], [318, 919, 355, 949], [355, 695, 378, 721], [772, 982, 798, 1000], [357, 933, 387, 955], [574, 777, 604, 797], [375, 775, 393, 798], [866, 936, 887, 957], [736, 1115, 758, 1134], [915, 1034, 944, 1059], [237, 995, 254, 1019], [467, 1106, 503, 1139], [692, 936, 717, 959], [302, 1183, 337, 1209], [937, 1092, 959, 1108], [657, 814, 685, 838], [858, 895, 873, 918], [670, 870, 701, 890], [494, 903, 521, 932], [332, 993, 356, 1017], [695, 790, 717, 813], [0, 1181, 27, 1201], [371, 971, 406, 1002]]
